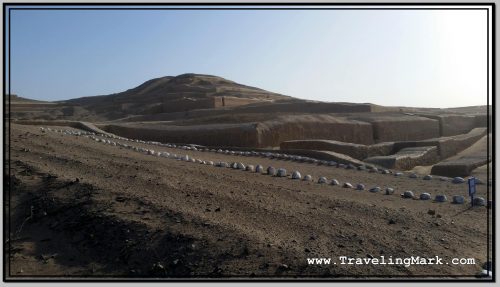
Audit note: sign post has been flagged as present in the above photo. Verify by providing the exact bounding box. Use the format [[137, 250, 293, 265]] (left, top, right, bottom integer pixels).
[[468, 177, 476, 206]]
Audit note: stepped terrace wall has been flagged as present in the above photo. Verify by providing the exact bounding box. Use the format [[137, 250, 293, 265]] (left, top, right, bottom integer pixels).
[[256, 115, 374, 147], [102, 123, 260, 147], [364, 146, 439, 170], [117, 101, 376, 123], [392, 128, 487, 160], [102, 115, 373, 148], [280, 140, 394, 160], [348, 114, 440, 142], [280, 128, 486, 169], [431, 156, 489, 177], [415, 114, 479, 136], [227, 101, 375, 114]]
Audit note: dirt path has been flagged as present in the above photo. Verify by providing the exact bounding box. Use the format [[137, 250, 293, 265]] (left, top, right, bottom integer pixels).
[[6, 124, 492, 279]]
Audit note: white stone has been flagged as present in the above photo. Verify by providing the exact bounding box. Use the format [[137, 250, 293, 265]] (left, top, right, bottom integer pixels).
[[255, 165, 264, 173], [420, 193, 431, 200], [473, 197, 486, 206], [452, 177, 465, 184], [403, 191, 414, 198], [435, 195, 447, 202], [452, 195, 465, 204], [291, 171, 301, 179], [277, 168, 287, 177], [267, 166, 277, 176], [318, 177, 328, 184]]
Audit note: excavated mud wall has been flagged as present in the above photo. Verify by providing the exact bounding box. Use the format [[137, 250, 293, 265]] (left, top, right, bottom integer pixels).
[[415, 114, 477, 136], [348, 115, 440, 143], [430, 128, 487, 159], [104, 115, 374, 148], [283, 149, 366, 166], [237, 102, 374, 114], [474, 114, 492, 129], [370, 118, 440, 142], [365, 146, 439, 170], [256, 116, 374, 147], [280, 140, 394, 160], [415, 113, 491, 136], [391, 128, 487, 160], [431, 157, 489, 177], [438, 115, 478, 136], [282, 127, 486, 170], [102, 123, 260, 147], [118, 102, 375, 123]]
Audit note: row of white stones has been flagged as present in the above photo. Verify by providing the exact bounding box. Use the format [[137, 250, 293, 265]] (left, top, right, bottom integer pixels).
[[40, 127, 488, 207]]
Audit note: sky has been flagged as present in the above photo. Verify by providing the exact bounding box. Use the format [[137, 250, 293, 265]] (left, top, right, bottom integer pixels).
[[7, 7, 489, 108]]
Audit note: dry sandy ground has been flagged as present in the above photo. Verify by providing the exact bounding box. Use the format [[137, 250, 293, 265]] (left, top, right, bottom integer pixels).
[[5, 124, 492, 279]]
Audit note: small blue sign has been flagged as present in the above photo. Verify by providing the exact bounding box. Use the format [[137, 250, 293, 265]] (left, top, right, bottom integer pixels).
[[469, 177, 476, 206], [468, 177, 476, 196]]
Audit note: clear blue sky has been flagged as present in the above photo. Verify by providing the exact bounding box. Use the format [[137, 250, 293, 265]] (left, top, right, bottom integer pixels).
[[8, 7, 489, 108]]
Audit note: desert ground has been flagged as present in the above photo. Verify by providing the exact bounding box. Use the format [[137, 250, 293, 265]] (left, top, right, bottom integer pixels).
[[6, 123, 491, 278]]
